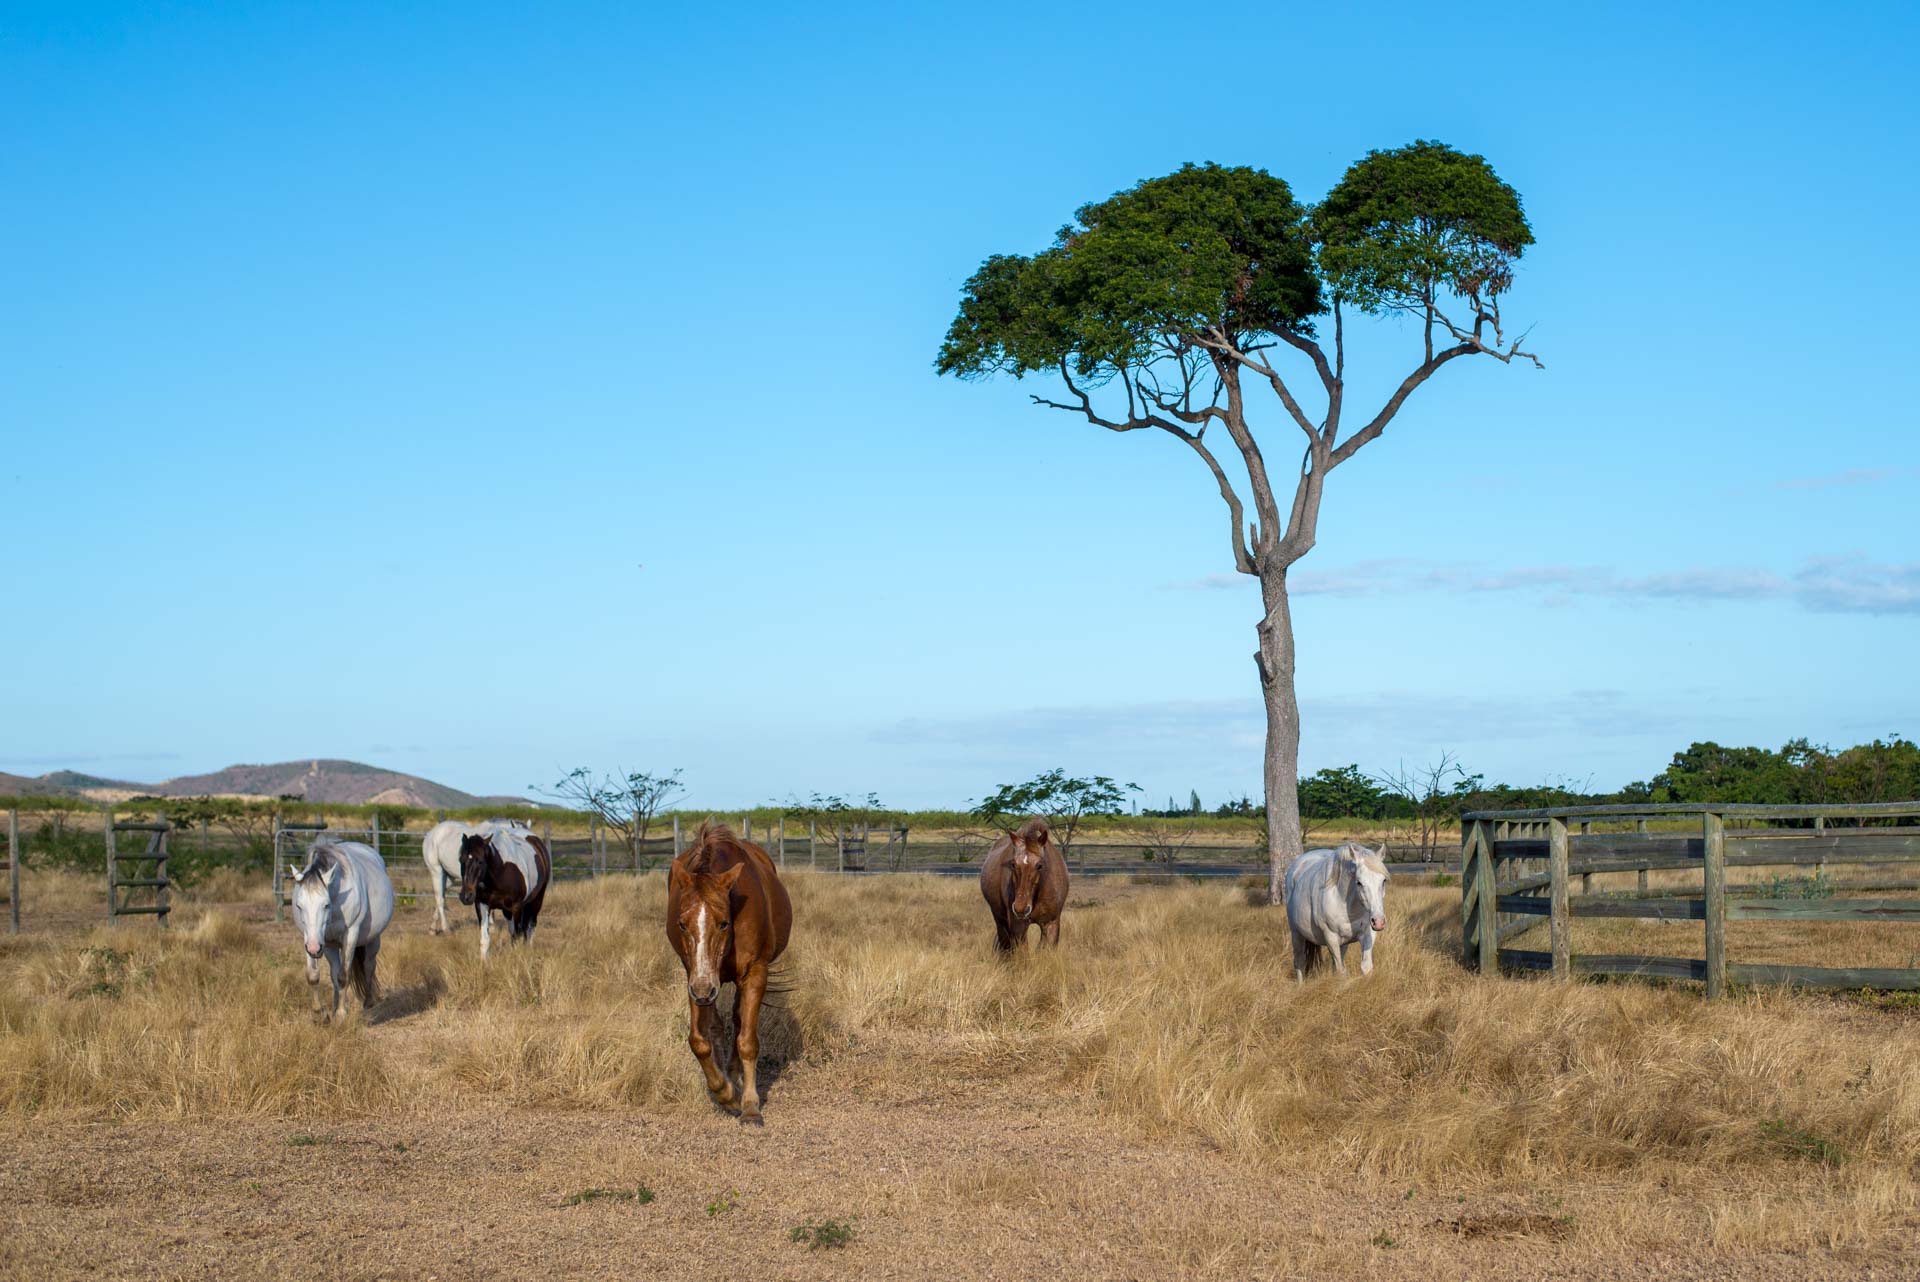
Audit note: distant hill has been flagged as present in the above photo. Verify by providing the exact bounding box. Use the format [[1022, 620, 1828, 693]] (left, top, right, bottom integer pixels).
[[1, 759, 530, 809]]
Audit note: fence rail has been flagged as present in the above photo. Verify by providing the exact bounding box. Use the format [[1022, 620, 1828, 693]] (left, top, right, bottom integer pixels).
[[1459, 802, 1920, 997]]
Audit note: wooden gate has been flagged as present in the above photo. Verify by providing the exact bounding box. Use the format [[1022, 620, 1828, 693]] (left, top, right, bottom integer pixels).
[[107, 819, 171, 926]]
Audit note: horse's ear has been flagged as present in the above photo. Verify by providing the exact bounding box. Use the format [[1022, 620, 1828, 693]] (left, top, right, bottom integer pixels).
[[668, 860, 692, 891], [287, 863, 302, 883], [1339, 845, 1360, 867], [716, 863, 745, 892]]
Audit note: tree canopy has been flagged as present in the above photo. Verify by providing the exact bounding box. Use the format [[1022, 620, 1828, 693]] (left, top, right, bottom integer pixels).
[[936, 143, 1532, 391]]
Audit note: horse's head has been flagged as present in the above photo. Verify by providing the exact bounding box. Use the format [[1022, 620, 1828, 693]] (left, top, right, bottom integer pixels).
[[458, 833, 495, 906], [1005, 824, 1048, 920], [670, 859, 743, 1007], [1341, 843, 1391, 932], [288, 847, 335, 958]]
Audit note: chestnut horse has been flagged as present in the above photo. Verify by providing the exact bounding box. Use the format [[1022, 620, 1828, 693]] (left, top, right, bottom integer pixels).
[[457, 828, 551, 961], [980, 817, 1068, 951], [666, 823, 792, 1125]]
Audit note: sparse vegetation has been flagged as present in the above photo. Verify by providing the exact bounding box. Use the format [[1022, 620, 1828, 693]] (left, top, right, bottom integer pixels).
[[789, 1217, 858, 1249], [704, 1189, 738, 1218], [565, 1185, 655, 1207]]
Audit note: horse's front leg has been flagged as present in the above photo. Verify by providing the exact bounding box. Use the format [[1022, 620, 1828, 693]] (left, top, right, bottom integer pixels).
[[337, 925, 362, 1016], [306, 952, 324, 1014], [1326, 932, 1349, 977], [1358, 922, 1376, 976], [478, 905, 492, 962], [688, 995, 737, 1109], [1040, 918, 1060, 947], [430, 867, 448, 934], [733, 969, 768, 1126], [323, 945, 346, 1022]]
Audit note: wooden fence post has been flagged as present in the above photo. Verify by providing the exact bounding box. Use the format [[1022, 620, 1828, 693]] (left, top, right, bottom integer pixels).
[[272, 814, 284, 921], [104, 807, 118, 922], [672, 815, 682, 859], [8, 809, 19, 934], [1703, 809, 1727, 999], [1549, 815, 1571, 980], [837, 827, 845, 874], [1577, 819, 1592, 896], [776, 816, 785, 868], [742, 815, 751, 844], [1477, 821, 1497, 973], [1636, 817, 1649, 893], [1459, 820, 1479, 966], [371, 812, 381, 862], [809, 819, 817, 870], [154, 825, 170, 929]]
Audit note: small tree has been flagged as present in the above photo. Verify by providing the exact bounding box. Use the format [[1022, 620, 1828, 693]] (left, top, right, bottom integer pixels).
[[1372, 752, 1470, 862], [543, 768, 685, 867], [970, 769, 1140, 865], [939, 143, 1539, 902]]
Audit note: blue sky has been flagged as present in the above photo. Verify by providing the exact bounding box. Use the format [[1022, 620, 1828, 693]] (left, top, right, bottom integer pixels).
[[4, 1, 1915, 808]]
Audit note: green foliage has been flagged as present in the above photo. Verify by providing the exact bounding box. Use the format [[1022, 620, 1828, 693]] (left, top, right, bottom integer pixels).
[[1298, 765, 1391, 821], [789, 1218, 858, 1250], [704, 1189, 738, 1217], [1315, 140, 1532, 316], [1759, 1119, 1847, 1166], [936, 163, 1322, 380], [564, 1185, 654, 1206], [1762, 872, 1835, 900], [971, 770, 1138, 830]]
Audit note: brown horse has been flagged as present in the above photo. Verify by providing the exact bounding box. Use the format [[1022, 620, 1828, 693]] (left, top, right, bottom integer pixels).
[[457, 829, 551, 962], [665, 823, 792, 1125], [979, 817, 1068, 951]]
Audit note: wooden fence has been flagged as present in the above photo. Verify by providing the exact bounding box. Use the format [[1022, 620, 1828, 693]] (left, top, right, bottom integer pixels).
[[1459, 801, 1920, 997]]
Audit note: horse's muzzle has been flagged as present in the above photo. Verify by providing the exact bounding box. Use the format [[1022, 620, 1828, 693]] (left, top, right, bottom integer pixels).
[[1371, 916, 1387, 931], [458, 889, 475, 906], [305, 942, 322, 958], [689, 982, 719, 1007]]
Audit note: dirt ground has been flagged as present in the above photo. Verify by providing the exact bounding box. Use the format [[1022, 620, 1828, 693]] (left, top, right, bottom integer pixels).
[[2, 1060, 1914, 1282]]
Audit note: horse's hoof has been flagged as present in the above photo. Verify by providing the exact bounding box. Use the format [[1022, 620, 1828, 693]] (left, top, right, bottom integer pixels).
[[740, 1114, 764, 1127]]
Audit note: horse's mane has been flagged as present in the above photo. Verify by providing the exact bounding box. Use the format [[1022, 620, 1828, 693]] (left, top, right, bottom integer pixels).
[[1014, 817, 1051, 845], [297, 842, 340, 882], [682, 821, 752, 873], [1345, 843, 1389, 876]]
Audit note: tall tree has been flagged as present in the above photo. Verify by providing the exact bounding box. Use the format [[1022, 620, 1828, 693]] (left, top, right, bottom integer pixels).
[[937, 142, 1539, 902]]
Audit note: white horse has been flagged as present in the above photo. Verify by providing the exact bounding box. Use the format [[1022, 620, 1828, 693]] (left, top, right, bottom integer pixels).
[[1285, 842, 1391, 979], [288, 840, 395, 1021], [422, 818, 529, 933]]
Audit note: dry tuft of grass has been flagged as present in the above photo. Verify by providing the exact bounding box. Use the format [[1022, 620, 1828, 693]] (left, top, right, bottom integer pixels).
[[4, 872, 1920, 1252]]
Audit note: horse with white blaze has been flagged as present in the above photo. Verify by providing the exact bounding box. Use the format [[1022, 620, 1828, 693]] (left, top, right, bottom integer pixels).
[[422, 817, 528, 934], [1284, 842, 1391, 979], [287, 839, 395, 1020]]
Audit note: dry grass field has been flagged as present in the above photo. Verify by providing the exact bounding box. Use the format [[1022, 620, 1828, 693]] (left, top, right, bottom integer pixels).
[[4, 867, 1920, 1280]]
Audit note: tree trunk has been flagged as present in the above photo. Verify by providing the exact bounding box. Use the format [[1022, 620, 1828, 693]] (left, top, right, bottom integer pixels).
[[1258, 568, 1303, 905]]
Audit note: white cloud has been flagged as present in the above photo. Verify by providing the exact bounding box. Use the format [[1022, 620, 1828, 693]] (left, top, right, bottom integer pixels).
[[1774, 468, 1901, 491], [1175, 556, 1920, 615]]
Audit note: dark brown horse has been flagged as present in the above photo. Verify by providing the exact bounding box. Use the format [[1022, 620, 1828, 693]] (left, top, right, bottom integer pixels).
[[457, 829, 551, 962], [666, 823, 792, 1125], [980, 817, 1068, 951]]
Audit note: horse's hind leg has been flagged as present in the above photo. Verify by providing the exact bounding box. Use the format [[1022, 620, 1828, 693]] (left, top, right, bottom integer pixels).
[[359, 937, 382, 1009], [688, 995, 738, 1110], [430, 868, 447, 934], [1292, 930, 1311, 982], [733, 970, 767, 1125]]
